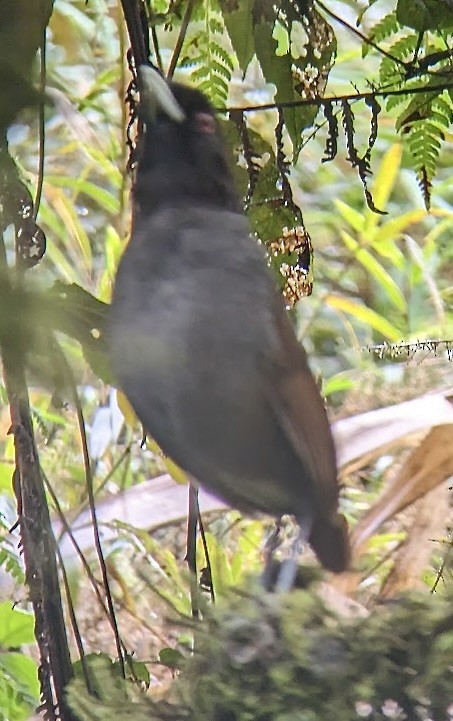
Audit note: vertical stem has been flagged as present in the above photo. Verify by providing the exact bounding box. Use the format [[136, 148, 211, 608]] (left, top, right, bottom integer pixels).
[[167, 0, 197, 78], [0, 165, 75, 720], [186, 484, 200, 619]]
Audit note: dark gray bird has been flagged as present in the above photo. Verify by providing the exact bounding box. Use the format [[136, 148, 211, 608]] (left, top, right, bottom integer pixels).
[[108, 67, 349, 573]]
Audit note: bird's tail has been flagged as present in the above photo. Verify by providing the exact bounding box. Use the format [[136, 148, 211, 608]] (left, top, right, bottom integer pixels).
[[309, 513, 350, 573]]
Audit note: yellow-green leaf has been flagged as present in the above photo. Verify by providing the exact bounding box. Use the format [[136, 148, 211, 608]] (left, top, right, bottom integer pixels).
[[325, 295, 401, 340], [334, 199, 365, 233], [364, 144, 403, 235], [340, 231, 406, 312], [375, 209, 427, 245], [116, 390, 137, 428]]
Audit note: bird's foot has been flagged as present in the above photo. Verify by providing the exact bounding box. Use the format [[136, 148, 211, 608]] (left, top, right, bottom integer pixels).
[[261, 522, 311, 593]]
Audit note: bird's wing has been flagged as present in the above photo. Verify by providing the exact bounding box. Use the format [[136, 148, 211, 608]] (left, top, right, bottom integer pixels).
[[261, 295, 339, 515], [261, 296, 350, 573]]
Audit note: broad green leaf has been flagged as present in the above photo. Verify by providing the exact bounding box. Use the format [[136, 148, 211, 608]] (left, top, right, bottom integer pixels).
[[116, 390, 137, 428], [117, 395, 188, 485], [41, 282, 113, 383], [254, 22, 301, 155], [72, 653, 114, 681], [397, 0, 453, 30], [232, 520, 263, 583], [124, 657, 150, 685], [162, 450, 188, 486], [220, 0, 255, 72], [159, 648, 185, 670], [0, 654, 39, 699], [0, 603, 35, 647], [196, 531, 233, 594], [326, 295, 401, 340], [253, 19, 326, 157]]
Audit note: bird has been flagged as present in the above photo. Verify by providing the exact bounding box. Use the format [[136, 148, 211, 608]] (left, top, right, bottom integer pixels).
[[108, 66, 350, 575]]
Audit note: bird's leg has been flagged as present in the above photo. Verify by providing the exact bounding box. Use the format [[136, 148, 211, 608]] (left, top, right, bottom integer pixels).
[[273, 519, 312, 593], [261, 517, 283, 590]]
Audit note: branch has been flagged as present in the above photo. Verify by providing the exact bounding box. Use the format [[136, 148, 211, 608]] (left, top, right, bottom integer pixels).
[[0, 153, 75, 721], [167, 0, 197, 78], [222, 81, 453, 115]]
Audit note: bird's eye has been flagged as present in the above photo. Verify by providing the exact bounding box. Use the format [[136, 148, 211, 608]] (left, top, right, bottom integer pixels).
[[194, 112, 216, 135]]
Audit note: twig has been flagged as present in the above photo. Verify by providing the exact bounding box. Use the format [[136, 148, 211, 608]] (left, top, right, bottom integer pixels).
[[33, 28, 46, 218], [314, 0, 410, 70], [186, 484, 200, 619], [198, 508, 215, 604], [167, 0, 197, 78], [363, 339, 453, 360], [0, 190, 74, 720], [222, 81, 453, 116], [43, 469, 133, 662], [52, 340, 126, 678]]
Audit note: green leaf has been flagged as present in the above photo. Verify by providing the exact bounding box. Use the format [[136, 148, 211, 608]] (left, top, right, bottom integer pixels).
[[396, 0, 453, 30], [0, 462, 13, 492], [220, 0, 255, 71], [323, 374, 356, 397], [159, 647, 185, 670], [44, 282, 113, 384], [44, 176, 120, 214], [81, 146, 123, 186], [334, 200, 365, 233], [340, 232, 406, 312], [49, 187, 93, 269], [326, 295, 402, 340], [246, 152, 299, 243], [254, 23, 304, 157], [363, 11, 399, 57], [0, 654, 39, 699], [374, 209, 427, 255], [0, 603, 35, 647], [54, 0, 96, 36], [73, 653, 114, 680], [124, 658, 150, 686]]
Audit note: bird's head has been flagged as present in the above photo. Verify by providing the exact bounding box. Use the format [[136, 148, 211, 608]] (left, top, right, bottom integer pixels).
[[134, 67, 240, 212]]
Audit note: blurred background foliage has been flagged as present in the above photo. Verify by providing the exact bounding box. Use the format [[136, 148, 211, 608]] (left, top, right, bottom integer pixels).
[[0, 0, 452, 715]]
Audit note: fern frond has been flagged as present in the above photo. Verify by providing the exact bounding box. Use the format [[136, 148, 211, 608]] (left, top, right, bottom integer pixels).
[[396, 87, 453, 132], [363, 11, 400, 57], [386, 93, 409, 112], [191, 65, 209, 80], [379, 34, 418, 87], [209, 16, 223, 34], [179, 2, 234, 106], [211, 44, 234, 71], [403, 114, 447, 208], [0, 516, 25, 585]]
